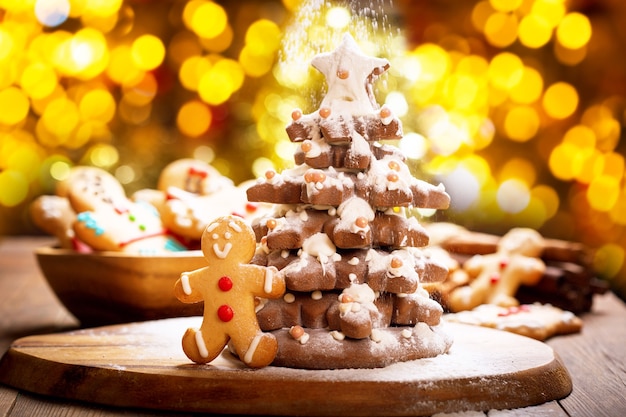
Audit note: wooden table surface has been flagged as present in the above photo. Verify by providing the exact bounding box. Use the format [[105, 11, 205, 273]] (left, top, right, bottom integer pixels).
[[1, 236, 625, 417]]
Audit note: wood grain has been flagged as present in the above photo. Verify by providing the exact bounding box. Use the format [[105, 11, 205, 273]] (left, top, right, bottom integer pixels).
[[0, 318, 571, 416]]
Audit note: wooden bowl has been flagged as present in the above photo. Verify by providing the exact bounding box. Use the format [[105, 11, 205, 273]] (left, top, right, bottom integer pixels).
[[35, 247, 206, 326]]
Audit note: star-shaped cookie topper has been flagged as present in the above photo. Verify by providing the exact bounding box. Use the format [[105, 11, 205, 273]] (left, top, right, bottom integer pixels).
[[311, 33, 390, 115]]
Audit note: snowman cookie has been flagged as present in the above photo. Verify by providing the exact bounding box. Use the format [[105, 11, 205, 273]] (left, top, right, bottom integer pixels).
[[174, 216, 285, 368]]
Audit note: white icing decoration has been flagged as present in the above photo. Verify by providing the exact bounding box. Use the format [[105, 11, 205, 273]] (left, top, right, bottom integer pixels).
[[370, 328, 382, 343], [228, 220, 242, 232], [264, 268, 273, 293], [224, 232, 232, 239], [301, 232, 336, 266], [212, 233, 219, 239], [283, 293, 296, 303], [213, 242, 232, 259], [348, 257, 360, 265], [311, 33, 389, 115], [255, 297, 268, 313], [195, 330, 209, 357], [181, 274, 192, 295], [336, 197, 374, 234], [206, 222, 219, 232], [311, 290, 323, 300], [401, 328, 413, 339], [243, 333, 263, 364], [297, 332, 310, 344], [339, 303, 352, 315], [330, 330, 345, 341]]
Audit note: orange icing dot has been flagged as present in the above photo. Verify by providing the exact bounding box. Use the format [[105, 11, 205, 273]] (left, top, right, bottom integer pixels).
[[341, 294, 354, 303], [301, 140, 313, 152], [304, 170, 325, 183], [319, 107, 331, 118], [266, 218, 277, 230], [265, 170, 276, 180], [388, 160, 400, 171], [289, 325, 305, 339], [291, 108, 302, 120], [387, 172, 399, 182], [380, 107, 392, 118], [355, 216, 368, 228], [337, 69, 349, 79], [390, 257, 403, 269]]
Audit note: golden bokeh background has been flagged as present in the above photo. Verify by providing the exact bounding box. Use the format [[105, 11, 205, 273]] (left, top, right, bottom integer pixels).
[[0, 0, 625, 298]]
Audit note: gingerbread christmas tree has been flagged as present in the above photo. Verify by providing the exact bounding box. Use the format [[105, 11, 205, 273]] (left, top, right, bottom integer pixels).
[[246, 34, 453, 369]]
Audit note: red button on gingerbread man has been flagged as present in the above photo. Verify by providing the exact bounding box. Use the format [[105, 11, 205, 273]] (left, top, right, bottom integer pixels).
[[174, 215, 285, 368]]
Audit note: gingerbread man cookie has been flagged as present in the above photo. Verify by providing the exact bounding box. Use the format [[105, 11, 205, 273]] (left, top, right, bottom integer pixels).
[[66, 166, 185, 253], [30, 194, 77, 249], [133, 159, 268, 242], [174, 216, 285, 368], [447, 228, 546, 312]]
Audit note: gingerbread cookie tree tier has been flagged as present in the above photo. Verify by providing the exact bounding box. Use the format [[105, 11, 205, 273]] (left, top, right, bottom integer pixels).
[[247, 34, 453, 369]]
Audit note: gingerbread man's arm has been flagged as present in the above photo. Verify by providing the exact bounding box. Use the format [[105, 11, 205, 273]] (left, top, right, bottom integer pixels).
[[512, 255, 546, 286], [463, 254, 487, 278], [174, 269, 206, 304], [242, 264, 285, 299]]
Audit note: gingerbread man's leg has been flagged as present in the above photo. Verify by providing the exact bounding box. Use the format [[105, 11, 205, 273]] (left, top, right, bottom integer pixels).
[[181, 327, 229, 364], [230, 328, 278, 368]]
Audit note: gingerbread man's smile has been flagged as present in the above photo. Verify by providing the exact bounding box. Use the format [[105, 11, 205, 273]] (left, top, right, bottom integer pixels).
[[213, 242, 232, 259]]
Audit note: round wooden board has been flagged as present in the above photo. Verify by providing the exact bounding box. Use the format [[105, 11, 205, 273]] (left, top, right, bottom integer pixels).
[[0, 317, 572, 416]]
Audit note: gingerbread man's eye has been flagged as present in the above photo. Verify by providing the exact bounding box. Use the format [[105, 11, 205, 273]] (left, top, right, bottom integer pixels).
[[212, 233, 219, 240], [224, 232, 232, 239]]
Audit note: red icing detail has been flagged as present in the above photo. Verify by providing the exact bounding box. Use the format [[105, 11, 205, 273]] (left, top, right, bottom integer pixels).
[[245, 202, 259, 213], [490, 273, 500, 284], [114, 205, 129, 215], [217, 305, 234, 322], [72, 237, 93, 253], [499, 258, 509, 269], [188, 167, 208, 178], [218, 276, 233, 292], [117, 229, 167, 248], [497, 305, 531, 317]]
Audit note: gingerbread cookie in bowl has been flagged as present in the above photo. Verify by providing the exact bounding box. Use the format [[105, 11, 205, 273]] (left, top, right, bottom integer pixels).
[[64, 166, 186, 254], [133, 159, 269, 244], [29, 166, 130, 252]]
